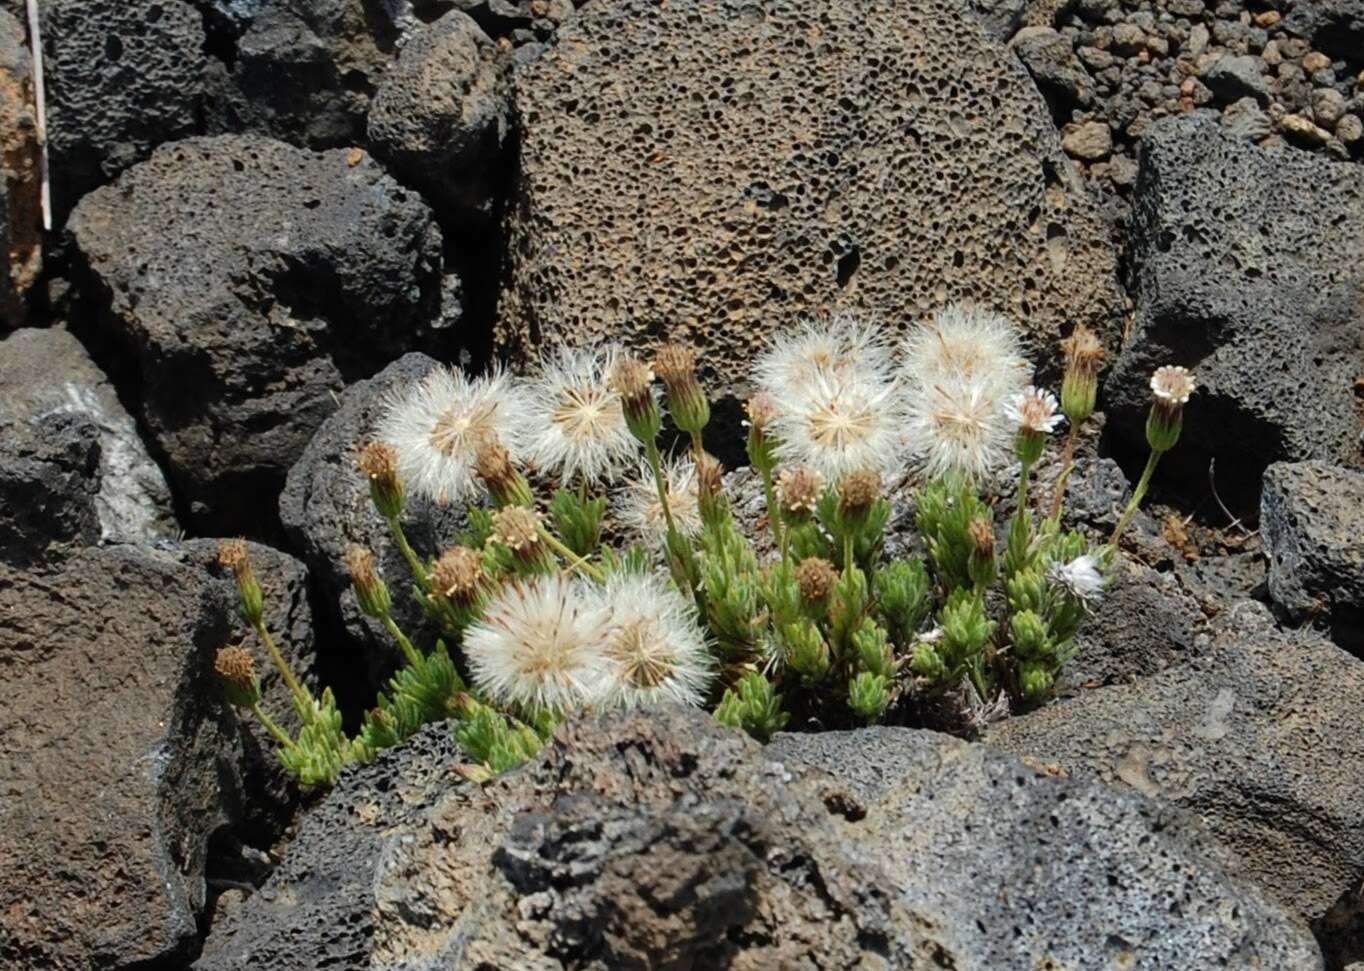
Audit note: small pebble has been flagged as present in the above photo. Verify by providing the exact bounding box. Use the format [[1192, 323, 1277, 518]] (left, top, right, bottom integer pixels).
[[1279, 112, 1330, 147], [1312, 89, 1347, 128], [1253, 10, 1280, 28], [1062, 120, 1114, 161], [1302, 52, 1331, 73], [1187, 24, 1210, 57], [1261, 40, 1281, 67], [1337, 114, 1363, 144]]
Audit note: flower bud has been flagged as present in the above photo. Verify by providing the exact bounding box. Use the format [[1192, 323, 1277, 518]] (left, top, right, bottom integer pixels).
[[474, 436, 533, 508], [744, 392, 780, 475], [837, 469, 881, 530], [214, 645, 261, 708], [967, 517, 997, 589], [344, 545, 391, 619], [432, 545, 487, 606], [695, 450, 728, 527], [1005, 387, 1063, 466], [654, 343, 710, 435], [218, 539, 264, 626], [490, 506, 554, 575], [610, 354, 662, 444], [775, 466, 824, 522], [794, 556, 838, 611], [1145, 365, 1195, 453], [1059, 325, 1104, 425], [357, 441, 404, 520]]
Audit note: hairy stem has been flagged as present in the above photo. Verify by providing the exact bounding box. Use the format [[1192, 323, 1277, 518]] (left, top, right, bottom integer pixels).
[[1110, 449, 1161, 547], [381, 613, 425, 671], [250, 702, 297, 750], [1046, 425, 1079, 524], [539, 527, 608, 583], [759, 467, 785, 553], [387, 515, 432, 593], [252, 619, 314, 720]]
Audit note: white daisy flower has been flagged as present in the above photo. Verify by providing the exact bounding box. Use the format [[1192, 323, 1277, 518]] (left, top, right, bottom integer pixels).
[[753, 311, 894, 402], [618, 455, 703, 546], [463, 574, 612, 712], [375, 366, 528, 505], [1048, 553, 1105, 604], [900, 303, 1030, 399], [590, 571, 713, 709], [907, 375, 1015, 481], [520, 346, 638, 485], [1150, 365, 1196, 405], [768, 369, 907, 481], [1005, 386, 1065, 435]]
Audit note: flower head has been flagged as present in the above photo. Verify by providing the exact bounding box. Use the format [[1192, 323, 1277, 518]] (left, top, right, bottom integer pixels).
[[653, 342, 710, 434], [619, 455, 703, 546], [376, 366, 527, 505], [900, 303, 1029, 397], [1048, 553, 1105, 604], [768, 370, 907, 481], [610, 353, 662, 444], [431, 545, 486, 603], [1059, 324, 1105, 423], [463, 574, 611, 712], [754, 312, 893, 401], [357, 441, 404, 518], [521, 346, 637, 485], [1005, 387, 1063, 435], [214, 646, 260, 708], [775, 465, 825, 518], [906, 377, 1015, 481], [1150, 365, 1195, 405], [590, 571, 713, 709], [344, 545, 391, 619], [1147, 365, 1196, 453]]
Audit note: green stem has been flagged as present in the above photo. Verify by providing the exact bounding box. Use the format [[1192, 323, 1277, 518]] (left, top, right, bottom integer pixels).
[[759, 467, 785, 553], [1047, 425, 1079, 525], [387, 515, 432, 593], [644, 439, 700, 596], [540, 527, 607, 583], [250, 702, 297, 750], [252, 618, 313, 719], [381, 613, 425, 670], [1017, 457, 1033, 520], [1110, 449, 1162, 547], [843, 532, 856, 581], [644, 441, 680, 536]]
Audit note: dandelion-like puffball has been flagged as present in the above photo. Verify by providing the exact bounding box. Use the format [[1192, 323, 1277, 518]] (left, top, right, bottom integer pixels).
[[1048, 553, 1105, 604], [463, 574, 612, 712], [902, 305, 1030, 480], [900, 303, 1030, 398], [753, 312, 894, 402], [1005, 387, 1065, 435], [590, 571, 713, 709], [618, 456, 703, 546], [376, 366, 528, 505], [768, 370, 907, 481], [520, 346, 638, 485]]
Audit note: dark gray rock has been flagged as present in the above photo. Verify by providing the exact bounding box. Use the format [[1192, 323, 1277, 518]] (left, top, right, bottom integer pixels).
[[367, 10, 510, 228], [197, 707, 1321, 968], [195, 721, 463, 970], [1011, 26, 1096, 110], [0, 410, 101, 565], [25, 0, 206, 221], [1176, 550, 1268, 615], [0, 325, 177, 545], [199, 0, 403, 149], [0, 7, 40, 328], [989, 600, 1364, 957], [1283, 0, 1364, 62], [1261, 461, 1364, 643], [280, 352, 467, 683], [1204, 54, 1271, 104], [1107, 116, 1364, 470], [499, 0, 1124, 404], [0, 540, 315, 970], [69, 135, 445, 533]]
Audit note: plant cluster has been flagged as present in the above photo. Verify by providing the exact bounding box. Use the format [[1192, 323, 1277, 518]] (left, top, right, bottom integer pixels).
[[214, 306, 1195, 785]]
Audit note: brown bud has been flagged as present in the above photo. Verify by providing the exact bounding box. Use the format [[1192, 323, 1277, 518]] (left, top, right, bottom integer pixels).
[[474, 436, 532, 506], [695, 451, 725, 498], [776, 466, 825, 517], [357, 440, 405, 518], [610, 353, 655, 404], [217, 538, 251, 578], [431, 546, 486, 602], [968, 518, 995, 559], [653, 342, 709, 434], [1060, 324, 1105, 379], [344, 545, 378, 589], [653, 343, 699, 386], [795, 556, 838, 604], [491, 506, 544, 554], [838, 469, 881, 515], [214, 646, 260, 708], [745, 392, 779, 434]]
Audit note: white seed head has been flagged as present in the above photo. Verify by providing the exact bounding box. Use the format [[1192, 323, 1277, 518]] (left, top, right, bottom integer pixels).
[[521, 346, 638, 485], [901, 303, 1030, 399], [1048, 553, 1105, 603], [618, 455, 703, 546], [589, 571, 713, 710], [1005, 386, 1065, 435], [768, 369, 907, 481], [463, 574, 612, 712], [753, 311, 894, 402], [1150, 365, 1195, 405], [376, 366, 528, 505], [907, 376, 1015, 480]]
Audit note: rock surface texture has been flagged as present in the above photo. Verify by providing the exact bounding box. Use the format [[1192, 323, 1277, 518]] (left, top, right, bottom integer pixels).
[[0, 8, 39, 327], [69, 136, 445, 532], [989, 601, 1364, 964], [280, 352, 467, 681], [0, 541, 315, 971], [1107, 116, 1364, 469], [0, 325, 177, 545], [1261, 460, 1364, 646], [0, 410, 101, 564], [499, 0, 1124, 397], [197, 707, 1321, 969]]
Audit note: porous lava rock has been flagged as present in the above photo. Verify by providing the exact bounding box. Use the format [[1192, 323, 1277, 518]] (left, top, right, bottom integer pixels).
[[1261, 460, 1364, 646], [196, 707, 1320, 968], [280, 352, 466, 682], [19, 0, 206, 220], [367, 9, 511, 228], [0, 410, 101, 565], [0, 325, 177, 546], [0, 540, 315, 970], [69, 136, 445, 532], [499, 0, 1124, 402], [1107, 116, 1364, 471], [0, 7, 39, 327], [989, 600, 1364, 961]]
